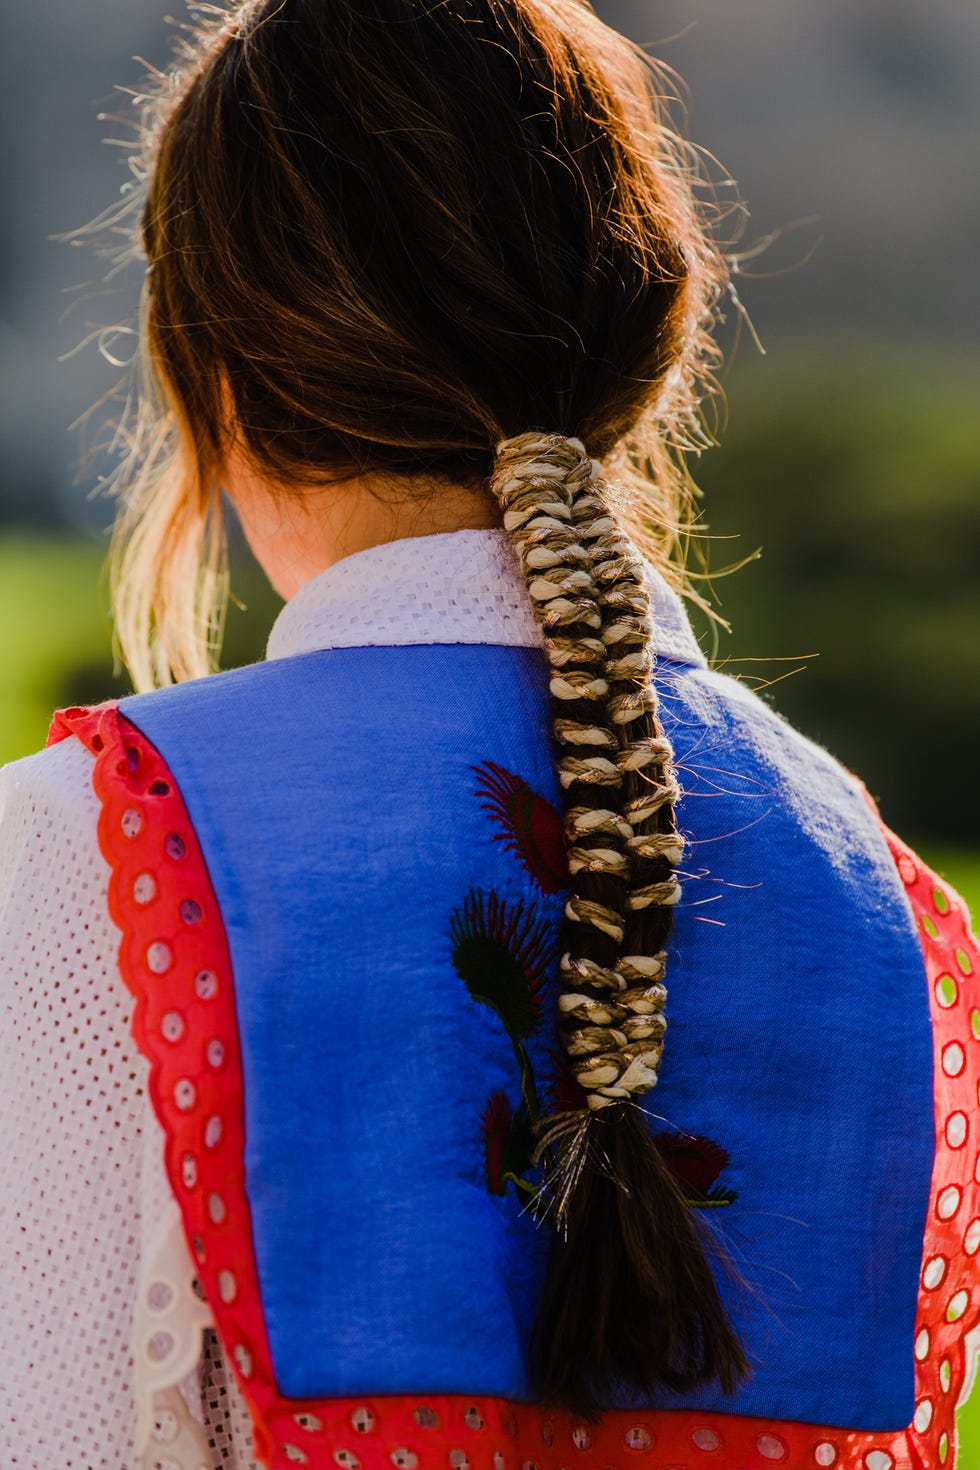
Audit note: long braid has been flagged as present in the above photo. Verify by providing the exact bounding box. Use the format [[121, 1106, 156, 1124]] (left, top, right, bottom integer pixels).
[[490, 431, 750, 1415]]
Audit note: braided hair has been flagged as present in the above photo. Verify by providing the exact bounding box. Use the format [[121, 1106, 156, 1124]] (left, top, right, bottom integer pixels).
[[491, 432, 748, 1412]]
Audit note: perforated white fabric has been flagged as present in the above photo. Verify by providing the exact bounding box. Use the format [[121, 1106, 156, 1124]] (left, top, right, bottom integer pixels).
[[0, 529, 725, 1468], [265, 527, 708, 670], [0, 736, 132, 1465]]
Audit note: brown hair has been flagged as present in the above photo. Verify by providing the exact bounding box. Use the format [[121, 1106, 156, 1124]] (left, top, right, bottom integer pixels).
[[107, 0, 748, 1415]]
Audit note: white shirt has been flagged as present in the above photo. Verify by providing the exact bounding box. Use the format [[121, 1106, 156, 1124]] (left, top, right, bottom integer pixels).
[[0, 529, 704, 1470]]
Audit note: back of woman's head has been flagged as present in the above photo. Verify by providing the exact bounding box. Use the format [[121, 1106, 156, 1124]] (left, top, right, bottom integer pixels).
[[122, 0, 728, 688], [116, 0, 749, 1417]]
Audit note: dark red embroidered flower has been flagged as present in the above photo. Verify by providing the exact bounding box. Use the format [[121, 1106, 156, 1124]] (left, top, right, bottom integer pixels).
[[480, 1092, 535, 1197], [471, 761, 568, 894], [652, 1131, 736, 1205]]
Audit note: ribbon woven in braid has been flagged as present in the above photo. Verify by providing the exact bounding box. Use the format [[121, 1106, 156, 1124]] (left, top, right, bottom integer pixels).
[[489, 431, 686, 1221]]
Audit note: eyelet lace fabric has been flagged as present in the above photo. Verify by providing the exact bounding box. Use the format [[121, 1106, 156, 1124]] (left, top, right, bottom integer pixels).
[[45, 699, 273, 1470], [0, 729, 259, 1470], [134, 1191, 215, 1466], [0, 733, 144, 1468]]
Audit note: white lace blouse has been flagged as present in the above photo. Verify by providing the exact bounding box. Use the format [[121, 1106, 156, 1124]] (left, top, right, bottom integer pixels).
[[0, 528, 705, 1470]]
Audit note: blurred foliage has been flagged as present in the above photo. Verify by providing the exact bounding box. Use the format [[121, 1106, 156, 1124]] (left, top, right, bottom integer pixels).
[[0, 528, 281, 767], [0, 535, 115, 761], [687, 340, 980, 844]]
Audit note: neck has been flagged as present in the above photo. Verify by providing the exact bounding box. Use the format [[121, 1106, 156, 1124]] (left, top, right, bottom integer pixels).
[[225, 460, 502, 601]]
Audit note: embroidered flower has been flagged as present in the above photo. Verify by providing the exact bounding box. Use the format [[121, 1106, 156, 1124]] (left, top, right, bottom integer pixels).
[[471, 761, 568, 894], [652, 1131, 737, 1207]]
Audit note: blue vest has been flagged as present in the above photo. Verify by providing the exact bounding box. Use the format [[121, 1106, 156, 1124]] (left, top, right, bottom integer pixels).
[[118, 637, 933, 1429]]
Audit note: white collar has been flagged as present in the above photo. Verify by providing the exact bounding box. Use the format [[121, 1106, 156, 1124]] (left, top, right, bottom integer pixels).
[[265, 527, 707, 668]]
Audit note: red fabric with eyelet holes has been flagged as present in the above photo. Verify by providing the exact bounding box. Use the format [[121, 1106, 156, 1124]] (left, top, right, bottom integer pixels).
[[48, 705, 980, 1470], [48, 700, 276, 1465]]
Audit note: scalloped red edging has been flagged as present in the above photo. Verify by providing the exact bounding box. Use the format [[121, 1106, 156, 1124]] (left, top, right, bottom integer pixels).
[[48, 700, 277, 1464], [47, 704, 980, 1470]]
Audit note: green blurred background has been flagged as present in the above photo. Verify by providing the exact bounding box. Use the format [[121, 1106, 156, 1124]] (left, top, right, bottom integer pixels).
[[2, 0, 978, 1451]]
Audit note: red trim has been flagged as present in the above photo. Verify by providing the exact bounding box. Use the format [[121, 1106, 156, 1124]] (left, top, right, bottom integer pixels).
[[852, 778, 980, 1468], [48, 702, 277, 1465], [50, 706, 980, 1470]]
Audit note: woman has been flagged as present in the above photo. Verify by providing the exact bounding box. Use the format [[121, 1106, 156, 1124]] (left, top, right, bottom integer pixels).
[[1, 2, 977, 1467]]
